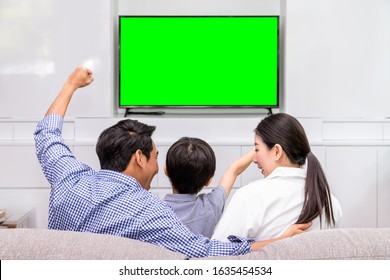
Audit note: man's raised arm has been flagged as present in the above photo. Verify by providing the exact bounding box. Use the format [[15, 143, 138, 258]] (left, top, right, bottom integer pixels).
[[45, 66, 94, 117]]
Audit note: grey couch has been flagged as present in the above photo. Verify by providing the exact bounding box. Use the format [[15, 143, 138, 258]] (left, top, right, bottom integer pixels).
[[1, 228, 390, 260]]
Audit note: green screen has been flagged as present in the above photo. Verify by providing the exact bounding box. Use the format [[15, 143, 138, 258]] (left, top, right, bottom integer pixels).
[[119, 16, 279, 107]]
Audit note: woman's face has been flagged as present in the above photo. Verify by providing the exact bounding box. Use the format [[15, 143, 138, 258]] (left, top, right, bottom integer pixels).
[[253, 134, 278, 177]]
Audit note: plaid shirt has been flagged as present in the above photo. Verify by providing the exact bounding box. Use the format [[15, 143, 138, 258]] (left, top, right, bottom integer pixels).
[[34, 114, 253, 258]]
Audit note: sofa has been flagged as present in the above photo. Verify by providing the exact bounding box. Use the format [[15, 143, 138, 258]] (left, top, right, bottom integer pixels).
[[1, 228, 390, 260]]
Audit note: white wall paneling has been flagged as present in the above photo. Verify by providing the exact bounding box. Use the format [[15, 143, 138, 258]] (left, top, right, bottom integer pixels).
[[383, 124, 390, 140], [0, 123, 13, 140], [323, 121, 385, 141], [0, 145, 48, 188], [326, 146, 378, 228], [2, 120, 390, 229], [73, 145, 101, 171], [377, 148, 390, 227], [155, 145, 170, 192], [1, 0, 390, 230], [212, 146, 242, 189]]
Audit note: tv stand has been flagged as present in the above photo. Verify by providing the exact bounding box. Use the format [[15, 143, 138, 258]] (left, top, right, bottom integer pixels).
[[124, 109, 165, 117], [267, 108, 273, 115]]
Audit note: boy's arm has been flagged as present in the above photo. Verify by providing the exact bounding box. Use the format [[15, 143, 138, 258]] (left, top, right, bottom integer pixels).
[[218, 150, 254, 197]]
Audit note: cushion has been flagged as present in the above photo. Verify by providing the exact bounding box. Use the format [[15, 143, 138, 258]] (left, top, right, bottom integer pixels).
[[0, 228, 187, 260], [198, 228, 390, 260]]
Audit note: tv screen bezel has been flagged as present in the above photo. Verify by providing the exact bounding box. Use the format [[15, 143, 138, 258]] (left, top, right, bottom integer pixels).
[[118, 15, 280, 109]]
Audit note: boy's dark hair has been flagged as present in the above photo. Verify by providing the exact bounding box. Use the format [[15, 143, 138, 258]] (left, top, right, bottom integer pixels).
[[165, 137, 216, 194], [96, 119, 156, 172]]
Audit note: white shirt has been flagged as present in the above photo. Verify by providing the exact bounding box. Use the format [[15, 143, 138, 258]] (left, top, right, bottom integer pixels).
[[212, 167, 342, 242]]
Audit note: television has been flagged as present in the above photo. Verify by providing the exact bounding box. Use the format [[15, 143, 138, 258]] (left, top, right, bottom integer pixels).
[[119, 16, 279, 112]]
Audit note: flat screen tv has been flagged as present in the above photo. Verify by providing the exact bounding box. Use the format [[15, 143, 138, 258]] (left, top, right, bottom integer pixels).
[[119, 16, 279, 110]]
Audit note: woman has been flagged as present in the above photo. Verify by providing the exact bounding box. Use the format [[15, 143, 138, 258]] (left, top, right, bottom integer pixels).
[[212, 113, 342, 241]]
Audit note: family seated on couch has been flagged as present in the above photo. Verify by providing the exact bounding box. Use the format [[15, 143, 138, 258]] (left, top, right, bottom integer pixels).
[[33, 66, 341, 259]]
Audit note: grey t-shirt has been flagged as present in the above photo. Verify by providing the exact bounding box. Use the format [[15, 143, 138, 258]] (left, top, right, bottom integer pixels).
[[164, 186, 227, 238]]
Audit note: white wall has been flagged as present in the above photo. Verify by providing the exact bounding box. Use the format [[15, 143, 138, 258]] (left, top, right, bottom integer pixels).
[[0, 0, 113, 118], [283, 0, 390, 118], [282, 0, 390, 228], [118, 0, 278, 15], [1, 0, 390, 230]]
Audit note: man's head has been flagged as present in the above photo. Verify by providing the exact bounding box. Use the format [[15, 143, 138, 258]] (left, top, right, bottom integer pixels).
[[165, 137, 216, 194], [96, 119, 158, 189]]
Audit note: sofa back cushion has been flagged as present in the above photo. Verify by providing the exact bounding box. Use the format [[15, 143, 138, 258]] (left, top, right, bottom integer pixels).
[[0, 228, 187, 260], [253, 228, 390, 260], [199, 228, 390, 260]]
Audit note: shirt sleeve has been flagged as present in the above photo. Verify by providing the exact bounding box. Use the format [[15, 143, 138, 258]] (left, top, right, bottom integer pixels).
[[139, 200, 254, 258], [204, 186, 227, 225], [212, 187, 256, 242], [34, 114, 93, 187]]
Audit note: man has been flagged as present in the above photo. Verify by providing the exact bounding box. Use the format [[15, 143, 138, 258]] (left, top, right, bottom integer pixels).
[[34, 66, 310, 258]]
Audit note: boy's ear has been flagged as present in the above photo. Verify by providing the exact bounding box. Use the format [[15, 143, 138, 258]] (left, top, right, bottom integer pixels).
[[205, 177, 213, 187]]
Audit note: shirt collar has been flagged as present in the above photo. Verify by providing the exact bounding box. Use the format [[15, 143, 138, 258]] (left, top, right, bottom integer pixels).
[[97, 169, 144, 189], [266, 166, 307, 180], [164, 193, 197, 202]]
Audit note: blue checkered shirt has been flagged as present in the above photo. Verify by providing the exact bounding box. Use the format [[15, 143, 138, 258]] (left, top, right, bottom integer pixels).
[[34, 114, 254, 258]]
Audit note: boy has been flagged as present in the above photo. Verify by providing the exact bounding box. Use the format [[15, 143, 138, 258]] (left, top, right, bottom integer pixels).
[[164, 137, 253, 237]]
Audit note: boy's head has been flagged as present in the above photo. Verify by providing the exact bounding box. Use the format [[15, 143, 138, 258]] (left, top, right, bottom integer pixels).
[[165, 137, 216, 194]]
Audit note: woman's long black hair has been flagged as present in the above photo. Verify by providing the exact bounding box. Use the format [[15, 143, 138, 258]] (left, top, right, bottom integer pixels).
[[255, 113, 335, 227]]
